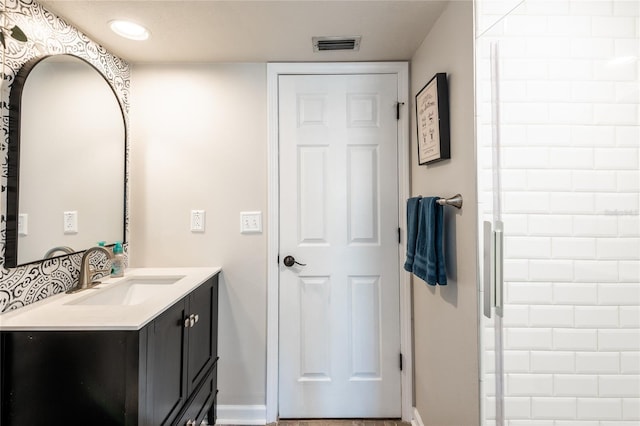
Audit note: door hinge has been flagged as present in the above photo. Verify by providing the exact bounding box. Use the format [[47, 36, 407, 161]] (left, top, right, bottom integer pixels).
[[396, 102, 405, 120], [399, 353, 403, 371], [277, 254, 280, 265], [398, 227, 401, 244]]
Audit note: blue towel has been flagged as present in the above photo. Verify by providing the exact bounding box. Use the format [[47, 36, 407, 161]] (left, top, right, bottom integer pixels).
[[412, 197, 447, 285], [403, 196, 422, 272]]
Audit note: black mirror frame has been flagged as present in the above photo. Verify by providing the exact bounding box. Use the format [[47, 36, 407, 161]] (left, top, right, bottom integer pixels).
[[5, 54, 128, 268]]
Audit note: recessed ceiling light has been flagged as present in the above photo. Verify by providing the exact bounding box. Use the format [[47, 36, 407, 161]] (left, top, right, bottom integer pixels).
[[109, 20, 150, 41]]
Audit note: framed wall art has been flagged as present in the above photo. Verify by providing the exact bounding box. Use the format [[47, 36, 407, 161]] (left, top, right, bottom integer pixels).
[[415, 72, 450, 165]]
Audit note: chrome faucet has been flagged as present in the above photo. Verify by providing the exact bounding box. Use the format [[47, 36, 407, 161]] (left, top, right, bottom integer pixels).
[[67, 246, 113, 293]]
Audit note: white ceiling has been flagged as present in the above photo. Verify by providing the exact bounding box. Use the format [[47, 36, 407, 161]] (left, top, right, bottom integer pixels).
[[38, 1, 449, 63]]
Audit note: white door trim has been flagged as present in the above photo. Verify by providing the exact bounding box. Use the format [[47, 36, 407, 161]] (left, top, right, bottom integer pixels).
[[266, 62, 411, 423]]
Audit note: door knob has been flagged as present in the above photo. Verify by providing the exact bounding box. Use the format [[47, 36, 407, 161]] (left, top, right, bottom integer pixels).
[[283, 255, 306, 267]]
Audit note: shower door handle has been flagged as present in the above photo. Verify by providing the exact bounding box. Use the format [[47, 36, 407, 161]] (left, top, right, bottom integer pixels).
[[494, 221, 504, 316], [482, 220, 495, 318], [483, 220, 504, 318], [483, 221, 494, 319]]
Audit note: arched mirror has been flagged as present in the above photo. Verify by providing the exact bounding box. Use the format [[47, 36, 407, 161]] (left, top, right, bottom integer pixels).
[[6, 54, 126, 267]]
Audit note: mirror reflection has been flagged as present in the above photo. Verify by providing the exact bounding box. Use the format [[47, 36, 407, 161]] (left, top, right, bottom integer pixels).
[[11, 55, 125, 265]]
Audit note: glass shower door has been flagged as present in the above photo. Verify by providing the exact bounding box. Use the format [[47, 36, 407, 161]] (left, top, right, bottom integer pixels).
[[477, 2, 640, 426], [478, 37, 506, 426]]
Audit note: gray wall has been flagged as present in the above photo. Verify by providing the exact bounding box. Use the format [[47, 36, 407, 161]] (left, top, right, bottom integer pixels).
[[409, 2, 479, 425], [129, 63, 268, 406]]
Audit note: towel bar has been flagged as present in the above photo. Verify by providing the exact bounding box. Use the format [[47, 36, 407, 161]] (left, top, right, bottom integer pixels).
[[437, 194, 463, 209]]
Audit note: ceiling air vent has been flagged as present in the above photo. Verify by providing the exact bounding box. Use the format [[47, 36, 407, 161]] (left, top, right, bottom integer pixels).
[[313, 36, 361, 52]]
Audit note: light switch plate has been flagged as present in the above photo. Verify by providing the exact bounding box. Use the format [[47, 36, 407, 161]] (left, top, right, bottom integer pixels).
[[240, 211, 262, 234], [18, 214, 28, 236], [63, 211, 78, 234], [191, 210, 206, 232]]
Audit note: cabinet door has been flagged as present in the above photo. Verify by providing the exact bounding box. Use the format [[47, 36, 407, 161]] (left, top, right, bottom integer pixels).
[[186, 275, 218, 394], [149, 299, 188, 425]]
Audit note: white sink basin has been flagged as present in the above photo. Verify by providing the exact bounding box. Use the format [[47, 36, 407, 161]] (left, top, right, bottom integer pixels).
[[66, 276, 185, 306]]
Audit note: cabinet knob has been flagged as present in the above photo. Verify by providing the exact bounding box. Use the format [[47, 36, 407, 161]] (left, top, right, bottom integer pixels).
[[184, 314, 200, 328]]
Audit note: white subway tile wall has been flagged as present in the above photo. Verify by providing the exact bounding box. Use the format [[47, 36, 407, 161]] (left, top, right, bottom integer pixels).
[[477, 0, 639, 424]]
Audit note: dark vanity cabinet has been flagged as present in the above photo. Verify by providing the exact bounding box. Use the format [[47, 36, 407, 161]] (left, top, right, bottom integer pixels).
[[148, 276, 219, 425], [0, 274, 219, 426]]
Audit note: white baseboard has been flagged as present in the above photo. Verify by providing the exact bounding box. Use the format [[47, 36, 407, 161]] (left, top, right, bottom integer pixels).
[[216, 404, 267, 425], [217, 404, 418, 426], [411, 407, 424, 426]]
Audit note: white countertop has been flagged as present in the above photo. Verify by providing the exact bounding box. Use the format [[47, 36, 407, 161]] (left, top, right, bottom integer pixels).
[[0, 267, 221, 331]]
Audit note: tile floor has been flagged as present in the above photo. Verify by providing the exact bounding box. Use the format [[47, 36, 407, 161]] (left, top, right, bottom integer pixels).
[[273, 420, 408, 426], [218, 418, 409, 426]]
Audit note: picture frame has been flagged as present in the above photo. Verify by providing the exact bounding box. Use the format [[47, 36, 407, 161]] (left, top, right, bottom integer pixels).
[[415, 72, 450, 165]]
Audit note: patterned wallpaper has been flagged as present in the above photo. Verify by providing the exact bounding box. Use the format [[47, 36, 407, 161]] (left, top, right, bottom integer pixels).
[[0, 0, 130, 312]]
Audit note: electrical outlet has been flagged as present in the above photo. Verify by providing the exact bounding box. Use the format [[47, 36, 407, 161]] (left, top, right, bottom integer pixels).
[[190, 210, 206, 232], [63, 211, 78, 234], [18, 214, 28, 236], [240, 211, 262, 234]]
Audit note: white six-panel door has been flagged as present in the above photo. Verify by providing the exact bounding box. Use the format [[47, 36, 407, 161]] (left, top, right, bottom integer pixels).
[[278, 74, 401, 418]]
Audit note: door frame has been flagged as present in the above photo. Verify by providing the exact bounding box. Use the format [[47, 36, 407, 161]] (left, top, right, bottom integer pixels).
[[266, 62, 411, 423]]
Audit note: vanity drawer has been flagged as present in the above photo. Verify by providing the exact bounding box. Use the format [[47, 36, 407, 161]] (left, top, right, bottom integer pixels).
[[173, 364, 216, 426]]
